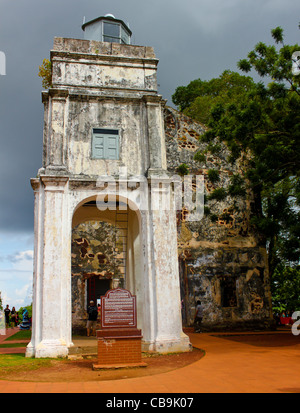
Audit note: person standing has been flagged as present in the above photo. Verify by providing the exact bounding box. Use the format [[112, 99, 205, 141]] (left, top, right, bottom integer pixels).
[[194, 300, 203, 333], [19, 308, 31, 330], [4, 305, 10, 329], [10, 307, 17, 328], [86, 300, 98, 337], [97, 302, 102, 327]]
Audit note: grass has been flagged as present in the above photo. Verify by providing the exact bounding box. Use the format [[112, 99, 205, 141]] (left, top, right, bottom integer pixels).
[[0, 343, 28, 348], [0, 329, 68, 377], [0, 354, 55, 377], [4, 330, 31, 341]]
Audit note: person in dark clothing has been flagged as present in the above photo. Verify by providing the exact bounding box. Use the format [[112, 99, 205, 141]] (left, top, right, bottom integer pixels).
[[194, 300, 203, 333], [87, 300, 98, 337], [10, 307, 17, 328], [4, 305, 10, 329]]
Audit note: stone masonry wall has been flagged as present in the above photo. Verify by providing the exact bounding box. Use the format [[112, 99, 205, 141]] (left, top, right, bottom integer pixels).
[[164, 106, 274, 331]]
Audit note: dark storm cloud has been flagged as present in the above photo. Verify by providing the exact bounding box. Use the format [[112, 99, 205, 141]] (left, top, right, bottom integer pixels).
[[0, 0, 299, 233]]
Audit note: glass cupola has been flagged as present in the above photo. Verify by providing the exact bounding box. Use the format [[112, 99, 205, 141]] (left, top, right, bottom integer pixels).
[[82, 14, 132, 45]]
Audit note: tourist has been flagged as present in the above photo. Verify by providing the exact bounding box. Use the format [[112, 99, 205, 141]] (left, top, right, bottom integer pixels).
[[194, 300, 203, 333], [19, 308, 31, 330], [98, 302, 102, 327], [10, 307, 17, 328], [4, 305, 10, 329], [87, 300, 98, 337]]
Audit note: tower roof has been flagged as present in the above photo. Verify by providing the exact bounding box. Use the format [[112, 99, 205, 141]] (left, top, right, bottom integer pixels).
[[82, 15, 132, 36]]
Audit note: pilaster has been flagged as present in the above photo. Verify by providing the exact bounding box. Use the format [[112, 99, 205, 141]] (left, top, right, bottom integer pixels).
[[26, 176, 72, 358]]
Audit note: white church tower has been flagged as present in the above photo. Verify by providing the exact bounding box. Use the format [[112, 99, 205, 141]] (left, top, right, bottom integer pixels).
[[27, 15, 190, 358]]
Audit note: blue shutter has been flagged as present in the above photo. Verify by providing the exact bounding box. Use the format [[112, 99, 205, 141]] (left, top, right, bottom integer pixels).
[[106, 136, 119, 159], [92, 129, 119, 160], [93, 134, 104, 158]]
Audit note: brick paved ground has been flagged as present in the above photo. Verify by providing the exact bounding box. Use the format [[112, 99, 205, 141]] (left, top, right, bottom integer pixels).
[[0, 327, 299, 393]]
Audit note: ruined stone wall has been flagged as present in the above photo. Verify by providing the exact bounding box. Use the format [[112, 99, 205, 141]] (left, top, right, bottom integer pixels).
[[164, 106, 274, 331], [71, 220, 125, 333]]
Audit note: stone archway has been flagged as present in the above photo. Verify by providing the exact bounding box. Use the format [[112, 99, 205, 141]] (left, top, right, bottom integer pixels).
[[27, 177, 189, 358]]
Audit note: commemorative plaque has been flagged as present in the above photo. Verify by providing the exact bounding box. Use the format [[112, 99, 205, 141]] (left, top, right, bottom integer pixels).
[[101, 288, 137, 329], [94, 288, 146, 369]]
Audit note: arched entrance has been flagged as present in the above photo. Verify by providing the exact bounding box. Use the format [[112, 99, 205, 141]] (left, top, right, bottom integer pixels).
[[71, 196, 142, 335], [28, 177, 190, 358]]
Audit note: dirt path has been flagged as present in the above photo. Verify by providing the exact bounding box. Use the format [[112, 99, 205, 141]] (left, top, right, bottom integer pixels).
[[0, 347, 204, 383]]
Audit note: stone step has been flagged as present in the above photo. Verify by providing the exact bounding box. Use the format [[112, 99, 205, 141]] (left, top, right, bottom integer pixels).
[[68, 345, 97, 355]]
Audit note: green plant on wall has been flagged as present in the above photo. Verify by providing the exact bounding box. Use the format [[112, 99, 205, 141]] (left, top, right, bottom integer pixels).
[[193, 151, 206, 163], [208, 169, 220, 183], [38, 58, 52, 89], [177, 163, 189, 176], [208, 188, 227, 201], [228, 174, 246, 197]]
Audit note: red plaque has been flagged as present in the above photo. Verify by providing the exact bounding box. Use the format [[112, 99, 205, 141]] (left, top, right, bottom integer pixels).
[[101, 288, 137, 329]]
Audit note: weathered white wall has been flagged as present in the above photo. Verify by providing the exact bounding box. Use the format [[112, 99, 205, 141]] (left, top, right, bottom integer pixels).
[[29, 37, 190, 358], [28, 181, 190, 357]]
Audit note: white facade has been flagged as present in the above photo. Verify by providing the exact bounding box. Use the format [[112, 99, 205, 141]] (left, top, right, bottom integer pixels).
[[27, 36, 190, 358]]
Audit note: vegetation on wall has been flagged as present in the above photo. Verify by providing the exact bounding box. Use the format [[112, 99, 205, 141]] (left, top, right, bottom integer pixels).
[[177, 163, 190, 176], [38, 58, 52, 89]]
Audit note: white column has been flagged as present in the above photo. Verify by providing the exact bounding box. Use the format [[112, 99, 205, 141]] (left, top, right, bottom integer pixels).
[[142, 178, 190, 353], [26, 176, 72, 358]]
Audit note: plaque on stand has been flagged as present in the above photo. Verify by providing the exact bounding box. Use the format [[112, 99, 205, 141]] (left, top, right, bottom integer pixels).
[[93, 288, 147, 369]]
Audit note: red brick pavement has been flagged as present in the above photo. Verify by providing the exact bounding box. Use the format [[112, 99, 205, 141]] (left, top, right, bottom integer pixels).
[[0, 328, 299, 393]]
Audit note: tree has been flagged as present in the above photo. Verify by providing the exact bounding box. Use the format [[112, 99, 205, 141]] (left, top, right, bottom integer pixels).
[[210, 26, 300, 277], [38, 58, 52, 89], [19, 304, 32, 320], [172, 70, 255, 124], [271, 265, 300, 314], [173, 26, 300, 281]]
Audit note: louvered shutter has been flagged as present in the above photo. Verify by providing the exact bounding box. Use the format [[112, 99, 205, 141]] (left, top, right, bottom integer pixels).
[[92, 129, 119, 160]]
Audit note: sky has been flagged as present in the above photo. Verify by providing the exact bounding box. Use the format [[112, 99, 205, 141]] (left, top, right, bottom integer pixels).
[[0, 0, 299, 309]]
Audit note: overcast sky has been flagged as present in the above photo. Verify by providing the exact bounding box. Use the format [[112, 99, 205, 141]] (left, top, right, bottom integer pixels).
[[0, 0, 299, 309]]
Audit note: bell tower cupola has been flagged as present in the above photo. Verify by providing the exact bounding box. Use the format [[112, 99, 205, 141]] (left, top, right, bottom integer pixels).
[[82, 13, 132, 44]]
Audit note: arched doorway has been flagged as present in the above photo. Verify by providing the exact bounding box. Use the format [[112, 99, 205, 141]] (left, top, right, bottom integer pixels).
[[71, 196, 142, 335], [28, 178, 190, 357]]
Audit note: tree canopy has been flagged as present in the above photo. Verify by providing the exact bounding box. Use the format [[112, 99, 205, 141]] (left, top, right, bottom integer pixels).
[[172, 26, 300, 310], [172, 70, 255, 125]]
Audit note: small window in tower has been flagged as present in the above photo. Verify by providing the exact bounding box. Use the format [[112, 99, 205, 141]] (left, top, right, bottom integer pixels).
[[220, 277, 237, 307], [92, 128, 119, 160], [120, 26, 130, 44], [103, 22, 120, 43]]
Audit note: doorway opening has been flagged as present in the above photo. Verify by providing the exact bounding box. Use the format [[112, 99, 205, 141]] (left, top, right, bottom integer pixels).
[[87, 277, 111, 307]]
